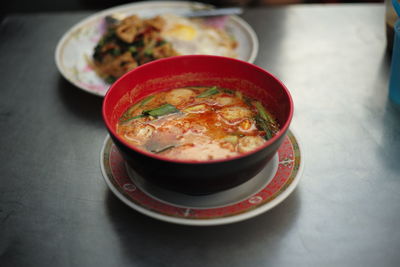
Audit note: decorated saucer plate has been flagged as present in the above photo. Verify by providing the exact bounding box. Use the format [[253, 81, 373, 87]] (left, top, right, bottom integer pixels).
[[100, 130, 303, 226]]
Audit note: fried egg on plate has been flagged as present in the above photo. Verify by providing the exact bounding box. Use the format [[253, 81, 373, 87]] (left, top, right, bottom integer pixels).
[[159, 14, 237, 58]]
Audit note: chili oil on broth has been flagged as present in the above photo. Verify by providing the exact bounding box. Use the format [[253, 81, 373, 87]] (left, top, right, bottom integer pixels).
[[116, 86, 280, 161]]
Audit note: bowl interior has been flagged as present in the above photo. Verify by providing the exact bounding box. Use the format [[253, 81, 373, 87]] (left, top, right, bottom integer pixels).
[[103, 55, 293, 158]]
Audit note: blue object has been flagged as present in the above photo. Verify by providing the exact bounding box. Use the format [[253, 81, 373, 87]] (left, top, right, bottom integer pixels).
[[392, 0, 400, 16], [389, 19, 400, 105]]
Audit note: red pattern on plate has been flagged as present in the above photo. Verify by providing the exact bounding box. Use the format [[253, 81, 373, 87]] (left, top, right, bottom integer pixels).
[[104, 132, 299, 220]]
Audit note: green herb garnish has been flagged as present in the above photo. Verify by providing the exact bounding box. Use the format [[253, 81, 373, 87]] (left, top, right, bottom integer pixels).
[[139, 95, 154, 107], [119, 96, 155, 122], [196, 86, 219, 98], [255, 101, 275, 124], [110, 48, 121, 56], [131, 39, 144, 47], [128, 46, 137, 53], [105, 76, 116, 84], [255, 115, 273, 140], [222, 88, 234, 95], [254, 101, 278, 140], [156, 40, 167, 46], [144, 49, 153, 56], [143, 104, 179, 117]]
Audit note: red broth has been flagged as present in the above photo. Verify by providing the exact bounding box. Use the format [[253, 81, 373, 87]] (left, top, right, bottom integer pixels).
[[116, 86, 279, 161]]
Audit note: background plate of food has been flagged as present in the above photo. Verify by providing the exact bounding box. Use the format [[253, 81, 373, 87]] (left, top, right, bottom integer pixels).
[[55, 1, 259, 97]]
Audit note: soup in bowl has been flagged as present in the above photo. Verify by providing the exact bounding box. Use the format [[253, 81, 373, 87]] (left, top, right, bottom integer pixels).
[[103, 55, 293, 195]]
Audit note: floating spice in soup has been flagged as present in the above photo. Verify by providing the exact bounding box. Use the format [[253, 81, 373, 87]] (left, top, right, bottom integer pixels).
[[117, 86, 280, 161]]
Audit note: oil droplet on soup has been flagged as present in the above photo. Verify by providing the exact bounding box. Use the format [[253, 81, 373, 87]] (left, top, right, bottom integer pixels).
[[117, 86, 280, 161]]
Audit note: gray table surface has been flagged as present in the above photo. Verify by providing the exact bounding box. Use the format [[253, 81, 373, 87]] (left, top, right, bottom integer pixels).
[[1, 3, 399, 267]]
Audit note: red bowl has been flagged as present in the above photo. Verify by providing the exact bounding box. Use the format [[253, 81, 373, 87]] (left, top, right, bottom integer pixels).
[[102, 55, 294, 195]]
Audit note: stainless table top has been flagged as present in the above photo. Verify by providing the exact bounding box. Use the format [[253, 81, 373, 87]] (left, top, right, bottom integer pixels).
[[1, 3, 399, 267]]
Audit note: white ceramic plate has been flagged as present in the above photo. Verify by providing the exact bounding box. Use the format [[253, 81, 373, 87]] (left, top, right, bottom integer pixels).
[[100, 130, 303, 226], [55, 1, 259, 97]]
